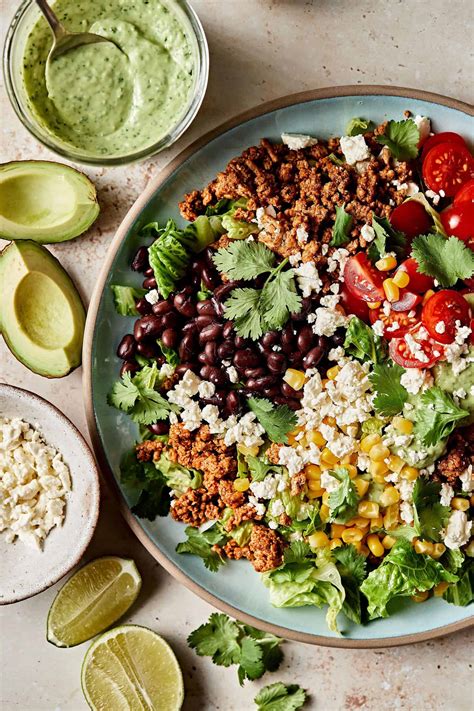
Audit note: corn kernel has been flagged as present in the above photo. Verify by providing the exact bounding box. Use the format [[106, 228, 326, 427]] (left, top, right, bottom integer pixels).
[[234, 478, 250, 492], [382, 535, 396, 550], [306, 430, 326, 447], [393, 270, 410, 288], [369, 443, 391, 462], [342, 527, 365, 544], [319, 460, 333, 472], [323, 416, 337, 427], [320, 504, 330, 522], [423, 289, 435, 304], [331, 523, 346, 538], [383, 503, 400, 530], [330, 538, 343, 550], [237, 444, 259, 457], [322, 491, 331, 506], [321, 448, 339, 465], [387, 454, 405, 473], [451, 497, 469, 512], [327, 365, 340, 380], [354, 478, 370, 497], [392, 416, 414, 434], [345, 464, 358, 479], [351, 516, 370, 529], [370, 514, 384, 531], [307, 482, 324, 496], [308, 531, 329, 548], [434, 581, 450, 597], [414, 539, 435, 556], [367, 301, 381, 310], [305, 464, 321, 481], [383, 278, 400, 302], [369, 460, 389, 478], [400, 465, 420, 481], [341, 453, 354, 465], [283, 368, 307, 391], [367, 533, 385, 557], [412, 590, 429, 603], [358, 500, 380, 519], [306, 488, 321, 500], [360, 544, 370, 557], [380, 486, 400, 507], [361, 433, 381, 453], [431, 543, 446, 559], [376, 255, 397, 271]]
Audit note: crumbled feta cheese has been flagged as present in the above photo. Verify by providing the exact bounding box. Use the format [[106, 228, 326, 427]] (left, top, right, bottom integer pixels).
[[440, 483, 454, 507], [371, 320, 385, 337], [327, 247, 349, 277], [296, 225, 309, 244], [339, 134, 371, 165], [198, 381, 215, 399], [425, 189, 440, 205], [435, 321, 446, 335], [278, 446, 305, 476], [400, 368, 433, 395], [180, 401, 203, 431], [321, 244, 329, 256], [453, 388, 467, 401], [250, 476, 279, 500], [159, 363, 175, 379], [223, 412, 265, 449], [443, 510, 472, 550], [294, 261, 323, 297], [271, 499, 285, 517], [288, 251, 302, 267], [361, 224, 375, 243], [460, 465, 474, 493], [281, 133, 318, 150], [227, 366, 239, 384], [413, 115, 431, 143], [144, 289, 159, 305], [328, 346, 345, 362], [404, 333, 429, 364], [248, 496, 266, 517]]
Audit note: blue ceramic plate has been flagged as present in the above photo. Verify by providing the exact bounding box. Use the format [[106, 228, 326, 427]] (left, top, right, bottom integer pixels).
[[85, 87, 474, 647]]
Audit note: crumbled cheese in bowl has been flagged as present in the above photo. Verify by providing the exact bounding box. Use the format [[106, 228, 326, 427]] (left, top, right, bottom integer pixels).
[[0, 418, 71, 549]]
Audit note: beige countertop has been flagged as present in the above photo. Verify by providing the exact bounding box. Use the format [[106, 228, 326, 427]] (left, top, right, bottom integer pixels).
[[1, 1, 473, 709]]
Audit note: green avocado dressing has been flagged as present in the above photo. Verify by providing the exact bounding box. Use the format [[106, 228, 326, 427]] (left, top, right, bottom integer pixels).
[[22, 0, 197, 157]]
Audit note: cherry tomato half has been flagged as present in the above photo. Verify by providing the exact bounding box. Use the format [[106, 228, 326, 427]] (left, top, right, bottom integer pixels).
[[389, 324, 444, 368], [391, 291, 423, 313], [343, 253, 385, 303], [454, 178, 474, 205], [395, 258, 435, 294], [441, 203, 474, 243], [421, 131, 467, 161], [423, 142, 474, 197], [390, 201, 432, 239], [369, 305, 421, 339], [339, 286, 370, 322], [421, 289, 472, 344]]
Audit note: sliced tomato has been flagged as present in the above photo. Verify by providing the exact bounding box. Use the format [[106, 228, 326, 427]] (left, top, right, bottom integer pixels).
[[339, 285, 370, 322], [391, 290, 423, 312], [395, 258, 435, 294], [390, 201, 432, 239], [440, 203, 474, 242], [421, 289, 472, 344], [343, 253, 385, 303], [389, 324, 444, 368], [454, 178, 474, 205], [369, 305, 420, 339], [422, 143, 474, 197], [421, 132, 467, 161]]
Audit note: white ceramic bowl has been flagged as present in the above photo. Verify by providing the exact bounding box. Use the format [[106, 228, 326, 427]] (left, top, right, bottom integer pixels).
[[0, 384, 100, 604]]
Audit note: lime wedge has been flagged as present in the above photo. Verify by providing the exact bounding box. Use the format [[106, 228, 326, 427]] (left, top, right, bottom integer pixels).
[[47, 557, 141, 648], [81, 625, 184, 711]]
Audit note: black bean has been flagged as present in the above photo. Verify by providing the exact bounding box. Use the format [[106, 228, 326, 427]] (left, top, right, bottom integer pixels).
[[195, 315, 215, 330], [117, 334, 136, 360], [120, 361, 139, 377], [214, 282, 238, 301], [136, 341, 158, 358], [303, 346, 324, 368], [161, 328, 177, 349], [199, 323, 223, 344], [234, 349, 260, 370], [144, 267, 154, 277], [297, 325, 314, 353], [196, 300, 216, 316], [261, 331, 279, 348], [142, 277, 157, 289], [267, 352, 287, 373], [281, 323, 295, 347], [318, 335, 329, 350], [134, 297, 151, 315], [234, 336, 247, 349], [288, 351, 304, 366], [244, 367, 266, 379], [207, 367, 227, 386], [254, 375, 277, 389], [330, 330, 345, 347], [161, 312, 180, 330], [201, 266, 217, 290], [175, 363, 196, 376], [179, 333, 197, 359], [131, 246, 149, 272], [147, 421, 169, 435], [222, 321, 234, 339], [281, 382, 303, 399], [191, 259, 205, 276], [225, 391, 241, 415], [263, 386, 281, 399], [204, 341, 218, 365], [244, 378, 260, 391], [198, 353, 208, 364], [152, 301, 172, 316], [274, 395, 289, 406], [291, 296, 312, 321], [287, 399, 302, 411], [204, 246, 216, 267], [174, 292, 196, 318], [281, 341, 294, 355], [217, 340, 235, 360], [182, 321, 198, 335], [134, 315, 162, 341], [199, 365, 212, 380]]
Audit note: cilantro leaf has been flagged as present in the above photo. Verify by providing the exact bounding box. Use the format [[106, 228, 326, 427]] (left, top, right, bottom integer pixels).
[[176, 526, 227, 572], [247, 398, 297, 444], [108, 365, 178, 425], [369, 362, 408, 415], [344, 316, 386, 364], [368, 214, 406, 262], [330, 205, 353, 247], [254, 682, 307, 711], [246, 456, 284, 482], [411, 234, 474, 287], [213, 241, 276, 281], [110, 285, 147, 316], [328, 467, 359, 524], [188, 613, 241, 666], [375, 119, 420, 160], [345, 117, 376, 137], [157, 340, 179, 367], [260, 270, 302, 330], [120, 448, 171, 520], [238, 637, 265, 684], [412, 478, 451, 542], [108, 373, 140, 410], [283, 541, 312, 564], [224, 288, 264, 339], [415, 387, 469, 447], [333, 544, 367, 624]]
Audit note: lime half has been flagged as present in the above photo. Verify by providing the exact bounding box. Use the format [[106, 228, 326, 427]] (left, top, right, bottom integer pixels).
[[81, 625, 184, 711], [47, 556, 141, 648]]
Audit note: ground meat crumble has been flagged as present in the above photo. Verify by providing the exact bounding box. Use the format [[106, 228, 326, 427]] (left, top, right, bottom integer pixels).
[[434, 427, 474, 486]]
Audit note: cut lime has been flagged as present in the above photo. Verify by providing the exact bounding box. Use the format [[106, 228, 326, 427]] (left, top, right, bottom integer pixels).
[[81, 625, 184, 711], [47, 556, 141, 648]]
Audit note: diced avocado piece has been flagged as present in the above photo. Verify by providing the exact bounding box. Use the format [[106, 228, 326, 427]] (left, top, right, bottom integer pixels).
[[433, 355, 474, 425], [0, 241, 85, 377], [0, 161, 99, 243]]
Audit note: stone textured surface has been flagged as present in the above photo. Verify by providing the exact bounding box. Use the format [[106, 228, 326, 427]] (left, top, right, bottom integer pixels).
[[1, 0, 473, 709]]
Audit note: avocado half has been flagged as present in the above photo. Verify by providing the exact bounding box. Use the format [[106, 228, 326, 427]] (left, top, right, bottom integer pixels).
[[0, 241, 86, 377], [0, 161, 99, 243]]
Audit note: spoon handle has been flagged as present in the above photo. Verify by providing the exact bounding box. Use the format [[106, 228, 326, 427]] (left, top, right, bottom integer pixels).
[[35, 0, 67, 39]]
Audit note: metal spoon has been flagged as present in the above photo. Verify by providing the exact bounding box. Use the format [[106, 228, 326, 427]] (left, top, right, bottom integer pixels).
[[35, 0, 114, 61]]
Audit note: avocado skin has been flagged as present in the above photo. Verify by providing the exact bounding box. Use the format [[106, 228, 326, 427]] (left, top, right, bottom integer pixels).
[[0, 240, 86, 378], [0, 160, 99, 243]]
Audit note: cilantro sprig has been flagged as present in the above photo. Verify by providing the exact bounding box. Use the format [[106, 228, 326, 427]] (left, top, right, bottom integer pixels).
[[213, 242, 302, 339], [330, 205, 353, 247], [328, 467, 359, 523], [107, 363, 178, 425], [254, 682, 307, 711], [176, 526, 227, 572], [415, 387, 469, 446], [411, 233, 474, 287], [247, 397, 298, 444], [188, 613, 284, 685], [368, 214, 406, 262], [343, 316, 386, 364], [375, 119, 420, 160], [369, 362, 409, 416], [412, 478, 451, 543]]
